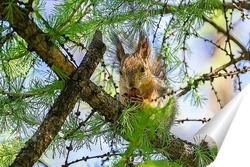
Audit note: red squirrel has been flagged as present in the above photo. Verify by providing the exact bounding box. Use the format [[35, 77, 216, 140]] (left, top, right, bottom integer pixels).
[[113, 32, 173, 108], [113, 31, 176, 130]]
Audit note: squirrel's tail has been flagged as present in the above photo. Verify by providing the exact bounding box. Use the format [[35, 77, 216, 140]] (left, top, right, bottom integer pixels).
[[151, 55, 166, 80]]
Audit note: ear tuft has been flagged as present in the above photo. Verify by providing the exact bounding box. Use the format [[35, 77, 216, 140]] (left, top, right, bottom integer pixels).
[[137, 30, 151, 60], [111, 32, 126, 64]]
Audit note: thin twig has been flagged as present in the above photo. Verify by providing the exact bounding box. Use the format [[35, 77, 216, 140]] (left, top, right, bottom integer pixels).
[[177, 57, 250, 97], [64, 141, 73, 165], [65, 152, 120, 166], [202, 15, 247, 54], [63, 110, 96, 140], [0, 88, 54, 99], [56, 0, 86, 32], [210, 81, 223, 109], [175, 118, 211, 124]]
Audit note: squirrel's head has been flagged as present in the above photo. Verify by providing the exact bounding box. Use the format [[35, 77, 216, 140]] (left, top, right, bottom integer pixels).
[[114, 32, 153, 95]]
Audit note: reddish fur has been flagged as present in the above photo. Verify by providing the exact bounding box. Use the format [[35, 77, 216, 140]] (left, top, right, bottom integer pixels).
[[115, 32, 171, 107]]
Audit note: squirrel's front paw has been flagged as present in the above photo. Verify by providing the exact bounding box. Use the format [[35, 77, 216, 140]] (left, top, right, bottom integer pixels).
[[123, 88, 143, 106]]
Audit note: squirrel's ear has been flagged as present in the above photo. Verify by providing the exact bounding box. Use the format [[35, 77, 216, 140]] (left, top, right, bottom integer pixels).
[[111, 32, 126, 63], [137, 31, 151, 60], [116, 39, 126, 63]]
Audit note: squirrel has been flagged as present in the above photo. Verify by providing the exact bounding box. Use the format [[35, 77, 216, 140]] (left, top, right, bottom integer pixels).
[[112, 31, 176, 129], [113, 32, 173, 106]]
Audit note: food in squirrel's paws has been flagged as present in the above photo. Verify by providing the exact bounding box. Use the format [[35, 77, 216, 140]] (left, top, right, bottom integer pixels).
[[123, 88, 143, 104], [126, 88, 141, 98]]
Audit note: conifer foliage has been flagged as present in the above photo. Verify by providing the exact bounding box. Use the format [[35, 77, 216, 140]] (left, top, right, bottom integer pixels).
[[0, 0, 250, 166]]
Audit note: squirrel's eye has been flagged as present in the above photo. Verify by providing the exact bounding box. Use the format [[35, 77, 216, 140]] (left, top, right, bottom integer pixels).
[[140, 66, 145, 73], [119, 70, 123, 75]]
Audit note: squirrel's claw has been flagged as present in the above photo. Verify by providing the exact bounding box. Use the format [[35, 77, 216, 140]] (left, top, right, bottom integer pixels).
[[123, 93, 143, 106]]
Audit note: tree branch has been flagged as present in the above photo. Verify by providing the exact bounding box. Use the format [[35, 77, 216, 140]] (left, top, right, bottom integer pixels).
[[154, 1, 249, 55], [202, 15, 247, 54], [176, 118, 211, 124], [224, 1, 250, 11], [0, 1, 76, 76], [154, 1, 250, 11], [176, 55, 248, 97], [55, 0, 86, 32], [0, 88, 51, 99], [10, 30, 106, 167]]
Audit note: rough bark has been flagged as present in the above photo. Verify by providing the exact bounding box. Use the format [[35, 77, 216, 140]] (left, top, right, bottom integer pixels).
[[0, 1, 197, 167], [10, 30, 105, 167], [0, 2, 75, 75]]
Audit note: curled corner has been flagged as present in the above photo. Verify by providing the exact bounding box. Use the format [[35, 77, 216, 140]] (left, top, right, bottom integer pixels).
[[192, 84, 250, 167], [194, 84, 250, 149]]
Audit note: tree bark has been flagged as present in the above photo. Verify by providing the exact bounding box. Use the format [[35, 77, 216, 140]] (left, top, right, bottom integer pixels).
[[10, 30, 105, 167], [0, 1, 198, 167]]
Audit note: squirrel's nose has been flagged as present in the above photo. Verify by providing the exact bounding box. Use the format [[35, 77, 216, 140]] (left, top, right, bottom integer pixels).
[[129, 82, 135, 88]]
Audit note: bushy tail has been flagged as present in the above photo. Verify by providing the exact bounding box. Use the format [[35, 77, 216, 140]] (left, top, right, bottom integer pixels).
[[151, 55, 166, 80]]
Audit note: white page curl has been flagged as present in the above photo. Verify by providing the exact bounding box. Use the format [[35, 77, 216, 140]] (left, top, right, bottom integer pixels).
[[194, 84, 250, 166]]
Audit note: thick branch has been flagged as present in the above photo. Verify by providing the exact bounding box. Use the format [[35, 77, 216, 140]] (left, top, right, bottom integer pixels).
[[10, 31, 106, 167], [0, 1, 75, 76]]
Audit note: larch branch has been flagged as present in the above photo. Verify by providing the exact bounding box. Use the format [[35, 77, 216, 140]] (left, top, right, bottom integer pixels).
[[202, 15, 247, 54], [10, 30, 106, 167]]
